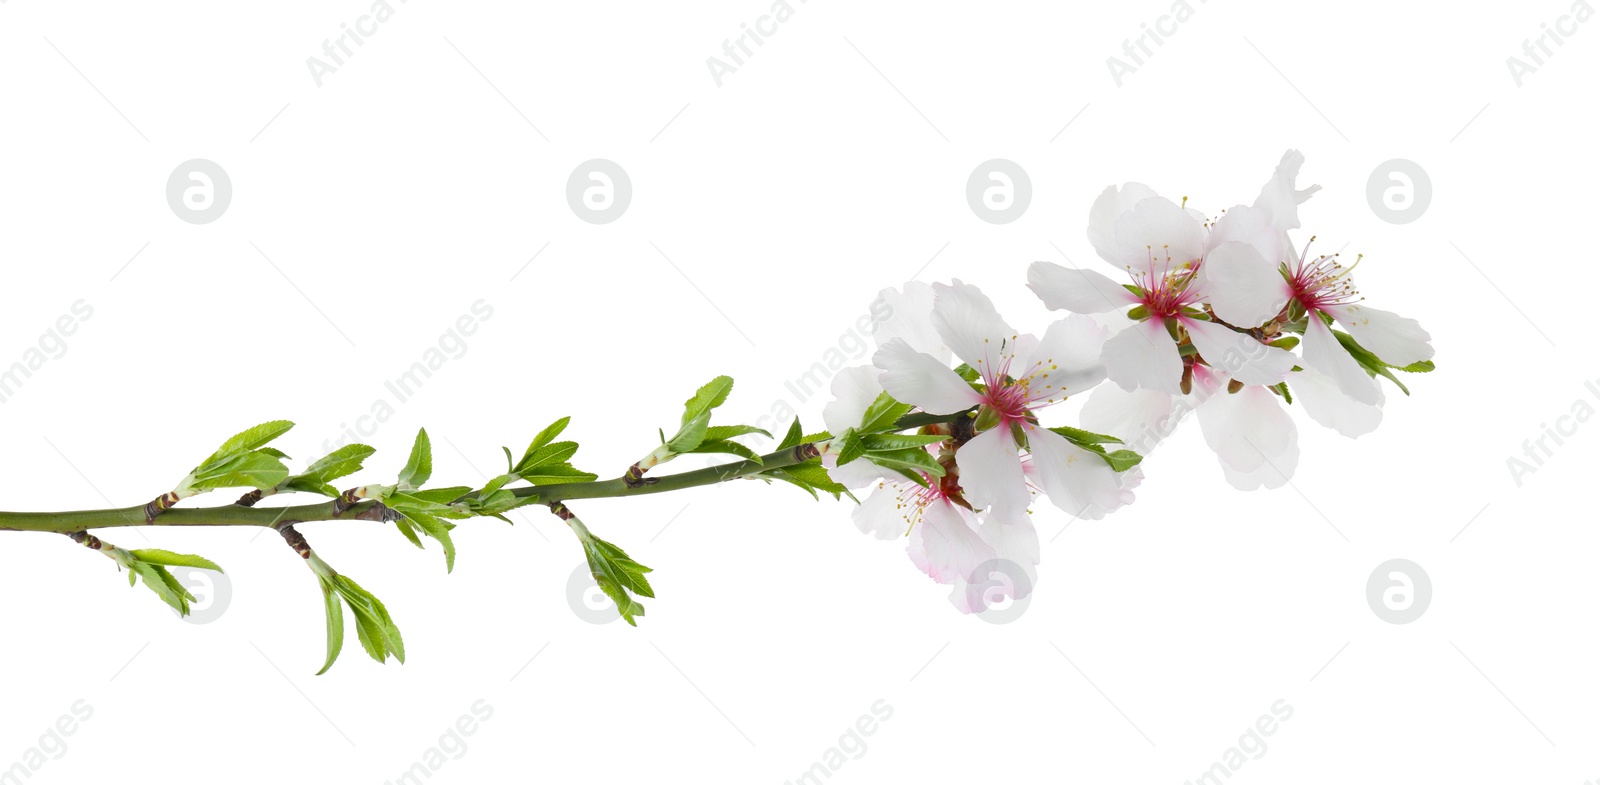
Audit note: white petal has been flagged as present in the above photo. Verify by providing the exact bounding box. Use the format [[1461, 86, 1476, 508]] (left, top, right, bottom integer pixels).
[[868, 281, 946, 360], [1325, 304, 1434, 368], [1220, 439, 1299, 491], [1291, 368, 1383, 438], [977, 511, 1040, 567], [1112, 197, 1206, 278], [1197, 385, 1298, 474], [1253, 149, 1321, 233], [823, 365, 883, 436], [1027, 261, 1140, 314], [947, 555, 1037, 614], [1301, 317, 1381, 405], [1080, 385, 1176, 451], [907, 500, 995, 585], [1088, 182, 1160, 265], [931, 280, 1017, 381], [1202, 240, 1292, 326], [1206, 204, 1287, 265], [954, 426, 1030, 523], [873, 338, 982, 415], [1184, 318, 1295, 387], [825, 452, 901, 489], [1020, 315, 1111, 404], [1102, 319, 1184, 395], [851, 482, 913, 540], [1023, 424, 1124, 519]]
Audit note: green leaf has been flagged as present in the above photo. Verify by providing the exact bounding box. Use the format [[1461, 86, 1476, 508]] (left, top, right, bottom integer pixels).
[[257, 447, 291, 460], [518, 464, 598, 486], [1393, 359, 1436, 373], [858, 391, 913, 434], [951, 364, 981, 383], [863, 448, 945, 477], [315, 579, 345, 676], [522, 417, 572, 461], [398, 429, 432, 489], [129, 561, 193, 615], [833, 429, 864, 466], [667, 412, 711, 453], [688, 440, 762, 463], [775, 461, 852, 501], [331, 575, 404, 664], [681, 376, 734, 426], [776, 418, 804, 450], [573, 522, 653, 626], [859, 433, 947, 452], [391, 513, 424, 547], [516, 442, 579, 473], [703, 424, 771, 441], [1046, 426, 1124, 446], [1332, 330, 1411, 395], [402, 510, 457, 573], [1101, 449, 1143, 472], [298, 444, 375, 485], [128, 549, 223, 573], [204, 420, 294, 465], [189, 451, 290, 491]]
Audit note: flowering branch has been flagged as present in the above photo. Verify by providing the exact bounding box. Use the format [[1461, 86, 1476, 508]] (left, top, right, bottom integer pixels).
[[2, 149, 1433, 675]]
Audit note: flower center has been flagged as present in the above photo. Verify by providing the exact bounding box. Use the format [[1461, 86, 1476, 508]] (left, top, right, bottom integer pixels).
[[1289, 239, 1362, 313]]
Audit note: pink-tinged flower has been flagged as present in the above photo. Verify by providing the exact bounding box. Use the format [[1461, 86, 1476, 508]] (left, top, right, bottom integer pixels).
[[873, 280, 1129, 521]]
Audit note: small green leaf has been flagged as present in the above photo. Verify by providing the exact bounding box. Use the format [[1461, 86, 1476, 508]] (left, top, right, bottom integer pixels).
[[129, 561, 192, 615], [522, 417, 572, 461], [315, 579, 345, 676], [398, 429, 432, 489], [689, 440, 763, 464], [681, 376, 734, 426], [1101, 449, 1143, 472], [667, 412, 711, 452], [571, 521, 653, 626], [703, 424, 772, 441], [833, 429, 864, 466], [858, 391, 913, 434], [403, 510, 457, 573], [865, 448, 945, 477], [331, 575, 404, 664], [189, 451, 290, 491], [128, 549, 223, 573], [777, 418, 804, 450], [1046, 426, 1124, 446], [859, 433, 947, 452], [204, 420, 294, 465], [294, 444, 376, 487]]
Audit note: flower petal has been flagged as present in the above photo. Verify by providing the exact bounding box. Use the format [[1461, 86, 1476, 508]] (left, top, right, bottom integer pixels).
[[1102, 319, 1184, 395], [1112, 197, 1206, 278], [1201, 240, 1293, 326], [955, 426, 1030, 523], [1253, 149, 1321, 233], [868, 281, 946, 360], [873, 338, 982, 415], [931, 280, 1017, 383], [1080, 385, 1177, 450], [1325, 304, 1434, 368], [1197, 384, 1298, 475], [851, 481, 914, 540], [1027, 261, 1140, 314], [1022, 424, 1124, 519], [1301, 317, 1381, 405], [907, 500, 995, 585], [823, 365, 883, 436], [1020, 314, 1111, 404], [1290, 368, 1383, 438], [1089, 182, 1160, 264], [1184, 318, 1295, 387], [1219, 438, 1298, 491], [1206, 204, 1287, 265]]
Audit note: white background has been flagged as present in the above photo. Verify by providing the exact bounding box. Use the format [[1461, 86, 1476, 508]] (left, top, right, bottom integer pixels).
[[1, 1, 1596, 783]]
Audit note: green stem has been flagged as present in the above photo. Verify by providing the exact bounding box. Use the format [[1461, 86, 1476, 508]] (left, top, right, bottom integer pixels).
[[0, 409, 972, 536]]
